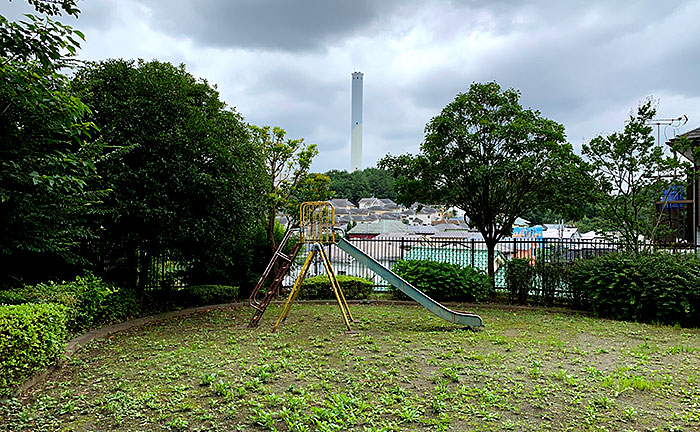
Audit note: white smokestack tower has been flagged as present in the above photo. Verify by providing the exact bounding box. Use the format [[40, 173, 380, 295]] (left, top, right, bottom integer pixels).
[[350, 71, 363, 171]]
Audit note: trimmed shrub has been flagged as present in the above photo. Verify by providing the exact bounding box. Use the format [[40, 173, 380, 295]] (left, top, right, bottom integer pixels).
[[570, 252, 700, 326], [299, 275, 374, 300], [181, 285, 240, 305], [0, 303, 68, 395], [390, 260, 490, 302], [505, 258, 534, 304], [2, 274, 138, 332], [533, 260, 571, 306], [0, 290, 28, 305]]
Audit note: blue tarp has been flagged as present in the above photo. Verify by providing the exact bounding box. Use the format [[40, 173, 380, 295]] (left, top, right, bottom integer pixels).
[[661, 186, 685, 209]]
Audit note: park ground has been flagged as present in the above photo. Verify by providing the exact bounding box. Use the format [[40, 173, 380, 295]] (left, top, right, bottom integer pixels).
[[1, 303, 699, 432]]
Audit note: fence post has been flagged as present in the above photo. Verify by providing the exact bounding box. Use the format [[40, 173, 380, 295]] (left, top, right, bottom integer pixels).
[[471, 238, 475, 268]]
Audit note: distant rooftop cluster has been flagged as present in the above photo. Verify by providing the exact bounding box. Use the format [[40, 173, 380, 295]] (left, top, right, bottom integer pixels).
[[279, 198, 610, 243], [330, 198, 444, 228]]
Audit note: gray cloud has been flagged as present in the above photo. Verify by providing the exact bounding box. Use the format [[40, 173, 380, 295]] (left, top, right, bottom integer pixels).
[[133, 0, 403, 52], [3, 0, 700, 172]]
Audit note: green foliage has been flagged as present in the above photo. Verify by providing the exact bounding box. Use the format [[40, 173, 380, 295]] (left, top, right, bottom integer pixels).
[[534, 259, 572, 306], [1, 2, 103, 288], [391, 260, 490, 302], [570, 252, 700, 326], [380, 82, 593, 284], [0, 290, 29, 305], [0, 303, 68, 395], [251, 125, 319, 255], [1, 1, 82, 69], [72, 59, 266, 289], [325, 167, 396, 203], [299, 275, 374, 300], [1, 274, 137, 332], [285, 173, 332, 226], [505, 258, 534, 304], [236, 220, 292, 299], [181, 285, 240, 306], [582, 100, 690, 251]]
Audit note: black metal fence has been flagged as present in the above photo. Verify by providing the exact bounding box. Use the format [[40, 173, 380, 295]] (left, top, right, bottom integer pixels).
[[143, 253, 187, 291], [282, 237, 698, 299], [141, 237, 698, 301]]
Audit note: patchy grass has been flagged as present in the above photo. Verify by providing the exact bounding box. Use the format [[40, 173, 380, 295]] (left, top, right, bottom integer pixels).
[[2, 304, 700, 431]]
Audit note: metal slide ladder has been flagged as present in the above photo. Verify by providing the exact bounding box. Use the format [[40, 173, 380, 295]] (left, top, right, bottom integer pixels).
[[272, 242, 356, 333], [248, 202, 357, 332], [248, 228, 302, 328], [336, 237, 483, 327]]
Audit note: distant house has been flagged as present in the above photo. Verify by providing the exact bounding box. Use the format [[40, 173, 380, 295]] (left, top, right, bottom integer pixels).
[[408, 225, 439, 235], [417, 206, 441, 224], [368, 205, 391, 214], [432, 231, 477, 240], [330, 199, 355, 210], [346, 220, 412, 239], [513, 217, 530, 227], [542, 225, 581, 240], [513, 226, 543, 239], [358, 197, 384, 209], [380, 212, 402, 220]]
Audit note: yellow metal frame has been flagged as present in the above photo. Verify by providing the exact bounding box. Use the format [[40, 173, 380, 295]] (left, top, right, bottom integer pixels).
[[299, 201, 335, 244], [273, 201, 356, 333]]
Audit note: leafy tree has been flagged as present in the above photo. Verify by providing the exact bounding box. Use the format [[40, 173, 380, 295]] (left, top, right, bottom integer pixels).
[[285, 173, 332, 226], [0, 0, 102, 287], [72, 59, 266, 292], [325, 167, 395, 203], [380, 82, 591, 285], [582, 100, 690, 251], [250, 125, 319, 255]]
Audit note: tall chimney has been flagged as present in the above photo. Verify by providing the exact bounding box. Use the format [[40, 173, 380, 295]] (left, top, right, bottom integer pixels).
[[350, 71, 363, 171]]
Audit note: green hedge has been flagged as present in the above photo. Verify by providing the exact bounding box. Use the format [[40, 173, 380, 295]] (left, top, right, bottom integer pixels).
[[143, 285, 239, 312], [505, 258, 534, 304], [298, 275, 374, 300], [181, 285, 240, 305], [570, 252, 700, 326], [0, 303, 68, 395], [0, 274, 138, 333], [390, 260, 490, 302]]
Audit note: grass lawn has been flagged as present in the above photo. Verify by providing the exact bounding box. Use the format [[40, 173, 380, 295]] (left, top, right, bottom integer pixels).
[[2, 303, 700, 431]]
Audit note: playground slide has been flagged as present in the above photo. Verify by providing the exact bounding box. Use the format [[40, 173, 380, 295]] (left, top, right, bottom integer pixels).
[[336, 238, 483, 327]]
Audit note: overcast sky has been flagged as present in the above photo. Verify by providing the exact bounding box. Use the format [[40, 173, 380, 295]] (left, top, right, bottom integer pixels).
[[4, 0, 700, 172]]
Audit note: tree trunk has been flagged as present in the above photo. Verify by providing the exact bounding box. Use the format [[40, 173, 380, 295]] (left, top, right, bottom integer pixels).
[[485, 238, 497, 292], [267, 208, 278, 257], [266, 208, 281, 295]]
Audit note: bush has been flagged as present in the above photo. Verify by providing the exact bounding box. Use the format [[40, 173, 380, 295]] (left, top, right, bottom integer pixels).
[[505, 258, 534, 304], [0, 290, 29, 305], [390, 260, 490, 302], [570, 252, 700, 326], [299, 275, 374, 300], [1, 274, 138, 332], [181, 285, 240, 305], [533, 260, 571, 306], [0, 303, 68, 395]]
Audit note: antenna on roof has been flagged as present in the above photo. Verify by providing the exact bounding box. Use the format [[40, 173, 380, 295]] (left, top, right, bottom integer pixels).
[[646, 115, 688, 146]]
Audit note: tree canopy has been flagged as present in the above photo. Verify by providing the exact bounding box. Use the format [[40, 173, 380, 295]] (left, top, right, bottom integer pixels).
[[0, 0, 102, 287], [324, 167, 396, 203], [72, 59, 266, 289], [380, 81, 592, 283], [250, 125, 321, 255], [582, 100, 690, 251]]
